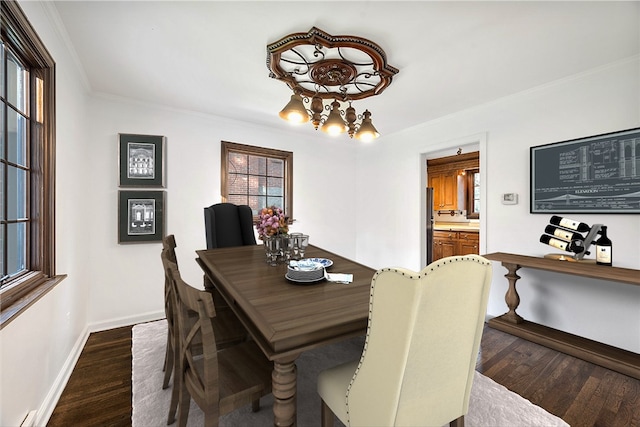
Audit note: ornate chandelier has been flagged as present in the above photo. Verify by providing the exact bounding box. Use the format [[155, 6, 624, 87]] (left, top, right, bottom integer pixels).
[[267, 27, 399, 142]]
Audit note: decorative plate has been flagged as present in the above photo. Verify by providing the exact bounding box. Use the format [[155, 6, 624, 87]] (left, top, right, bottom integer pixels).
[[304, 258, 333, 268], [284, 274, 326, 285]]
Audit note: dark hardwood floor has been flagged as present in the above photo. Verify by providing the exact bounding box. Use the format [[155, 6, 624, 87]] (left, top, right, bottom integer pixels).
[[47, 326, 132, 427], [47, 324, 640, 427]]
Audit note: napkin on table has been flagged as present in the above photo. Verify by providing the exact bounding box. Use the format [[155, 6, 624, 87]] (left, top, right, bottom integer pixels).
[[324, 272, 353, 284]]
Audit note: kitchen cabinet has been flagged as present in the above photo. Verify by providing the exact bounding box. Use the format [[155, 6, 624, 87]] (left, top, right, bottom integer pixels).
[[457, 231, 480, 255], [427, 151, 479, 213], [432, 230, 479, 261], [428, 170, 457, 210]]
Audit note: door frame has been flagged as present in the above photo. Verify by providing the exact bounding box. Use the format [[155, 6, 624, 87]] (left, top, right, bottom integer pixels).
[[420, 132, 488, 269]]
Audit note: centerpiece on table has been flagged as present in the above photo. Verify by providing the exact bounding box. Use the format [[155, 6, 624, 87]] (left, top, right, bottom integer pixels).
[[256, 206, 290, 265]]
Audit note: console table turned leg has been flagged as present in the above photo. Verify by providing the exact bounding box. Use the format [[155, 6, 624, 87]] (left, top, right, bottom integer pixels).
[[501, 262, 524, 324]]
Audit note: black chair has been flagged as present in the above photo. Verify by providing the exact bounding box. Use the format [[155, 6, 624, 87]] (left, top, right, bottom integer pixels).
[[204, 203, 257, 249]]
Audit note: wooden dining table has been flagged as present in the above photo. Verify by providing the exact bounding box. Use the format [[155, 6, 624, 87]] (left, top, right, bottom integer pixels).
[[195, 244, 376, 427]]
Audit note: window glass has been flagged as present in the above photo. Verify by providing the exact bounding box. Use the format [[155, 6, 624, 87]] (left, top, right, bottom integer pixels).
[[6, 50, 28, 114], [7, 108, 27, 166], [473, 172, 480, 214], [0, 103, 4, 166], [0, 163, 4, 221], [6, 222, 26, 276], [6, 166, 26, 221], [35, 77, 44, 123], [0, 42, 4, 99], [221, 141, 292, 219]]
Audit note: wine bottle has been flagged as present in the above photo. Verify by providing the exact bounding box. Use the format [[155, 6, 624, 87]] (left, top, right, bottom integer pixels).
[[549, 215, 590, 232], [539, 234, 585, 253], [595, 226, 612, 266], [544, 225, 585, 242]]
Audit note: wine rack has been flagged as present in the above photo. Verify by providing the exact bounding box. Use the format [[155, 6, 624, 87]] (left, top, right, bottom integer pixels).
[[540, 215, 605, 261]]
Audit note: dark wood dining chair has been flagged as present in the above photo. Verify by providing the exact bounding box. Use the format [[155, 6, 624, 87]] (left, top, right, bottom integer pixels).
[[161, 235, 183, 425], [161, 235, 254, 425], [162, 235, 178, 390], [163, 252, 272, 427]]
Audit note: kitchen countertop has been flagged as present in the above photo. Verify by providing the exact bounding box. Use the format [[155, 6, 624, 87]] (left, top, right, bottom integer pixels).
[[434, 222, 480, 232]]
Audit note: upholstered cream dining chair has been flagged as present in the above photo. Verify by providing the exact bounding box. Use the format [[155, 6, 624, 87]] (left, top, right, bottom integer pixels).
[[317, 255, 493, 427]]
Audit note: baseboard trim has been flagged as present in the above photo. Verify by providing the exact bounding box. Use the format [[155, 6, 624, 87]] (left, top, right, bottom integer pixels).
[[35, 323, 90, 427], [37, 310, 164, 426], [88, 310, 165, 333]]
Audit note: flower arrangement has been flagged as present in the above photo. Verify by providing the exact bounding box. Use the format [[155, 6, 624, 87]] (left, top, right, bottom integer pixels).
[[256, 206, 289, 240]]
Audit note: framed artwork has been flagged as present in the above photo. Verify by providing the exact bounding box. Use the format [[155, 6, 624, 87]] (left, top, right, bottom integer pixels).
[[531, 127, 640, 214], [118, 190, 165, 243], [119, 133, 166, 187]]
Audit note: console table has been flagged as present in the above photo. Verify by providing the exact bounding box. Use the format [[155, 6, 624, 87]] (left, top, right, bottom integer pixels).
[[484, 252, 640, 380]]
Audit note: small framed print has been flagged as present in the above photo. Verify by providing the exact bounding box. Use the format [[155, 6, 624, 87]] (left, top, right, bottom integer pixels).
[[119, 133, 166, 187], [118, 190, 165, 243]]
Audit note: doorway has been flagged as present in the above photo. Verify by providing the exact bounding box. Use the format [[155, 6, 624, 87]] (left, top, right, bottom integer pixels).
[[420, 133, 488, 268]]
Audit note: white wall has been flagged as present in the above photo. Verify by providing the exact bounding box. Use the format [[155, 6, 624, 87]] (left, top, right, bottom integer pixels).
[[355, 57, 640, 353], [2, 3, 361, 425], [0, 2, 92, 426], [85, 96, 359, 327], [2, 2, 639, 426]]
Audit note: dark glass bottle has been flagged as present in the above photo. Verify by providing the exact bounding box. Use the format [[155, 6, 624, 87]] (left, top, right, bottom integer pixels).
[[595, 226, 612, 266], [549, 215, 590, 233], [539, 234, 585, 253]]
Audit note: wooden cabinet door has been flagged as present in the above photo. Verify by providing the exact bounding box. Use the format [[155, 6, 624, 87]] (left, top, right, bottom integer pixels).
[[429, 171, 457, 210], [429, 173, 444, 210], [433, 231, 457, 261], [432, 240, 444, 262], [441, 171, 457, 210], [458, 232, 479, 255]]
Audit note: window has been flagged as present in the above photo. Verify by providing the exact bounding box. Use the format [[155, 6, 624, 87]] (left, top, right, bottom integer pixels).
[[0, 1, 63, 329], [221, 141, 293, 219], [466, 169, 480, 219]]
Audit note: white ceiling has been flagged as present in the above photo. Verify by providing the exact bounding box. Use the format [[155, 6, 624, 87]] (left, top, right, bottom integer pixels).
[[50, 1, 640, 138]]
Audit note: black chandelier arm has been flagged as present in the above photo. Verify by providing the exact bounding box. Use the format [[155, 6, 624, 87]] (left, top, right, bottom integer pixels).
[[336, 47, 375, 67], [279, 46, 325, 70], [346, 80, 378, 93], [313, 43, 326, 60]]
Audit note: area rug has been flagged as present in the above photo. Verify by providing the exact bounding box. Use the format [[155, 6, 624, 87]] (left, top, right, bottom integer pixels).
[[132, 320, 569, 427]]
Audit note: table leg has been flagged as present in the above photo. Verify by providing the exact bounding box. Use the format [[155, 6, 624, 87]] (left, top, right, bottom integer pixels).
[[273, 356, 298, 427], [501, 262, 524, 324]]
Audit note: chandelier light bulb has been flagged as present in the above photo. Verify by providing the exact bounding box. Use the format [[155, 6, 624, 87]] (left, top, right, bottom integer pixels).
[[279, 92, 309, 124], [355, 110, 379, 142], [321, 100, 347, 136]]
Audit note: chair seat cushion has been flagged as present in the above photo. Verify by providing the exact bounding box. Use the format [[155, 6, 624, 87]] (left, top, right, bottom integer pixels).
[[317, 359, 360, 424]]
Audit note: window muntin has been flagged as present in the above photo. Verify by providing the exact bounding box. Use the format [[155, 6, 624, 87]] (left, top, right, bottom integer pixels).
[[221, 141, 292, 219]]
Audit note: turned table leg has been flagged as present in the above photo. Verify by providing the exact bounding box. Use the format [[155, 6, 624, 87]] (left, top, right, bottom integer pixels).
[[501, 262, 524, 324], [273, 356, 298, 427]]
